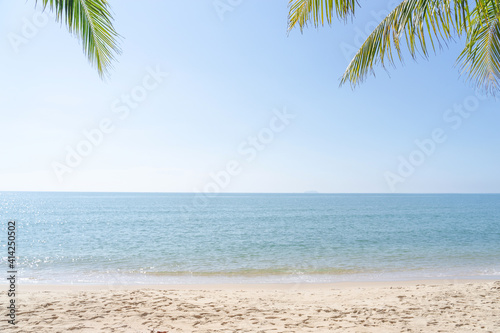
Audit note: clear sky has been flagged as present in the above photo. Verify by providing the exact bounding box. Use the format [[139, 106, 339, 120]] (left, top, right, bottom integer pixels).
[[0, 0, 499, 193]]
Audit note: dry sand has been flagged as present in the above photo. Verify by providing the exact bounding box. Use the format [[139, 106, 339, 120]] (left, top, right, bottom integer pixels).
[[1, 280, 499, 332]]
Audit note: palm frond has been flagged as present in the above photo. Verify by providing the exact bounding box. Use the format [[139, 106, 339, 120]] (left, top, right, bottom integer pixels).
[[39, 0, 121, 78], [458, 0, 500, 94], [340, 0, 469, 87], [288, 0, 358, 32]]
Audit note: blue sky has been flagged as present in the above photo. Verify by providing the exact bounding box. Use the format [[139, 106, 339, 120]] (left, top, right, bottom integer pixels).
[[0, 0, 499, 193]]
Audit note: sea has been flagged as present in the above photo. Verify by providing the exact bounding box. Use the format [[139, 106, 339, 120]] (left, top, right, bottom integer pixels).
[[0, 192, 499, 285]]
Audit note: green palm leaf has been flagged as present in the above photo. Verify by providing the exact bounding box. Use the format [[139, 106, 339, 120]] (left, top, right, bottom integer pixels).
[[285, 0, 500, 93], [288, 0, 358, 32], [39, 0, 121, 78], [458, 0, 500, 94], [340, 0, 468, 87]]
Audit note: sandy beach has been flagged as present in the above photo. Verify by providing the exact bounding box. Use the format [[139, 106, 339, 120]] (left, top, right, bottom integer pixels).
[[1, 279, 499, 332]]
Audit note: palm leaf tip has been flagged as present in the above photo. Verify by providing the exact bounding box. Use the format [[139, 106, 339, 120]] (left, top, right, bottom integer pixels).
[[287, 0, 358, 33], [39, 0, 121, 78]]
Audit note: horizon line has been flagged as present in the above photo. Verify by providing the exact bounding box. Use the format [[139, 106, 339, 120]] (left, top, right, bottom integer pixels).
[[1, 191, 499, 195]]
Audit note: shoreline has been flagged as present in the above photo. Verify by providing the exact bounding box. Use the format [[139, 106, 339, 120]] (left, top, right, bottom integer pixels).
[[12, 278, 499, 291], [12, 266, 500, 287]]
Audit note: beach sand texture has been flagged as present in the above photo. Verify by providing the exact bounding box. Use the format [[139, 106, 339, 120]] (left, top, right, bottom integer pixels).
[[1, 280, 499, 332]]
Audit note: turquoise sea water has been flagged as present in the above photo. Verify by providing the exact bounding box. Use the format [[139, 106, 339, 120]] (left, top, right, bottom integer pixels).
[[0, 192, 499, 284]]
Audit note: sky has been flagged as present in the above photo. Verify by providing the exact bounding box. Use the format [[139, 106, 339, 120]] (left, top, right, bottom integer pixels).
[[0, 0, 499, 193]]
